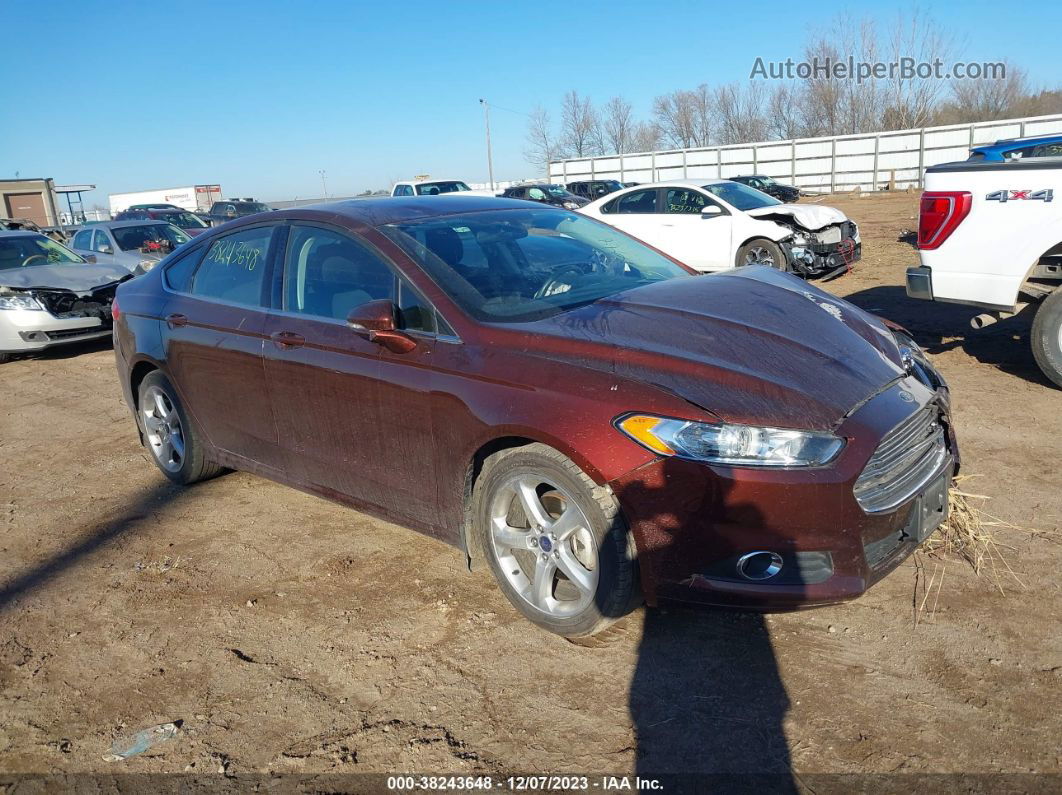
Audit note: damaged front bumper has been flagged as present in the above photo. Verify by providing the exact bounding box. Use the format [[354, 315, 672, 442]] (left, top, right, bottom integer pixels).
[[0, 285, 119, 355], [785, 220, 861, 278]]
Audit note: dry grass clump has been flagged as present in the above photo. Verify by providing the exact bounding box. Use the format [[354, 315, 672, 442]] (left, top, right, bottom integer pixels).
[[913, 475, 1046, 622]]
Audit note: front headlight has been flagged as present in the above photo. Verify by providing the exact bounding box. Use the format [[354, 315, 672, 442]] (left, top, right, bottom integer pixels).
[[616, 414, 845, 468], [0, 293, 44, 311], [563, 201, 579, 209]]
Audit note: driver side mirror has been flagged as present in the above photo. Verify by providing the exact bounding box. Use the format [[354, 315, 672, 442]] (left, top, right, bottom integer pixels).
[[701, 204, 724, 218], [346, 299, 417, 354], [82, 254, 97, 264]]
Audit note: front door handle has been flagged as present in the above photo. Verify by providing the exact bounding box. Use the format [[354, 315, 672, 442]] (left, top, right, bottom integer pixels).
[[270, 330, 305, 350], [165, 313, 188, 328]]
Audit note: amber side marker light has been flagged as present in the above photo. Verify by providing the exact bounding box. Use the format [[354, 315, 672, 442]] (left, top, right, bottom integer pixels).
[[617, 415, 676, 456]]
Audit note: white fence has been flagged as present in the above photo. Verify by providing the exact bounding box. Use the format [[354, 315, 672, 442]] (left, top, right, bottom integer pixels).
[[549, 114, 1062, 193]]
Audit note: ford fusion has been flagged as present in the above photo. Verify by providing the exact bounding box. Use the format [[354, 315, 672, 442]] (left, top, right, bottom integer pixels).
[[112, 197, 957, 638]]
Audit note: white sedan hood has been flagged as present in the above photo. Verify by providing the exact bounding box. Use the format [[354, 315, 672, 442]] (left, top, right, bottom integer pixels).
[[746, 203, 848, 230], [0, 263, 131, 291]]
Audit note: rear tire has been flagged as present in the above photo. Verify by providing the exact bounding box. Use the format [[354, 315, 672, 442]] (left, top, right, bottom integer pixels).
[[0, 353, 10, 365], [472, 443, 640, 638], [736, 238, 788, 271], [138, 371, 224, 484], [1031, 289, 1062, 389]]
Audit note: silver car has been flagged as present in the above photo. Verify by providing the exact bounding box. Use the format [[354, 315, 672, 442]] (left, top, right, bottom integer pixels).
[[69, 220, 191, 274], [0, 231, 131, 363]]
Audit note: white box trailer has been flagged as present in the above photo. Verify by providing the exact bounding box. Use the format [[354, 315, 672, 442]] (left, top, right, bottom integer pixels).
[[108, 184, 222, 215]]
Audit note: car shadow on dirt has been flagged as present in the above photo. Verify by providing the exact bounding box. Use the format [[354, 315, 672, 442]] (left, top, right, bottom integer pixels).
[[842, 285, 1051, 386], [0, 480, 184, 612], [608, 458, 797, 791]]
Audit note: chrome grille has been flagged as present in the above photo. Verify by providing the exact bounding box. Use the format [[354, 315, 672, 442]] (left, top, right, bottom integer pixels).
[[854, 403, 949, 513]]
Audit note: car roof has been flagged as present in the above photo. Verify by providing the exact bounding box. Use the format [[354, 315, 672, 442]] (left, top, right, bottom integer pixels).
[[973, 133, 1062, 151], [276, 196, 543, 226], [93, 219, 174, 229], [0, 230, 46, 239]]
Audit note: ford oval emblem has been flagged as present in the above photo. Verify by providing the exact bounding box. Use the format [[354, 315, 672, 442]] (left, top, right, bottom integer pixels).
[[898, 390, 915, 403]]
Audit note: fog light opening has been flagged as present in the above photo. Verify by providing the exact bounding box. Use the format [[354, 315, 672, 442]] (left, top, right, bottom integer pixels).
[[736, 551, 784, 581]]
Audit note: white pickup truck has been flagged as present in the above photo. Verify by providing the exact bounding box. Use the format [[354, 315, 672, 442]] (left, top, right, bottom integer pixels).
[[390, 179, 497, 198], [906, 159, 1062, 386]]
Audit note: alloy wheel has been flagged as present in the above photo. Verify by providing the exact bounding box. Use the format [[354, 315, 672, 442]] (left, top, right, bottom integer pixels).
[[744, 246, 776, 267], [141, 385, 185, 473], [489, 474, 599, 617]]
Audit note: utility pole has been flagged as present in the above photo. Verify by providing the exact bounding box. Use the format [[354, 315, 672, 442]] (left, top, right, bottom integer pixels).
[[479, 99, 495, 192], [319, 169, 328, 199]]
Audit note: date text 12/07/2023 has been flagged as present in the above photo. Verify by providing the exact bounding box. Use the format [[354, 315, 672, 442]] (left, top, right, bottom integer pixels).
[[385, 774, 665, 791]]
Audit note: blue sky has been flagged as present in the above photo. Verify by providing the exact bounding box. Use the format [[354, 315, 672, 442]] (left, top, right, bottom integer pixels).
[[2, 0, 1059, 207]]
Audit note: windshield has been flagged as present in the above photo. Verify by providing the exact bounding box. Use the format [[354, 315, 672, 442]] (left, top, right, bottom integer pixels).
[[757, 176, 778, 186], [545, 185, 577, 198], [113, 224, 190, 251], [416, 181, 471, 195], [159, 211, 208, 229], [0, 235, 84, 270], [704, 182, 782, 210], [382, 208, 691, 323]]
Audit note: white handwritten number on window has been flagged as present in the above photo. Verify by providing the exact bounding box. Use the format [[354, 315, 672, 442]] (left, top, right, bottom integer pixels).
[[208, 240, 261, 271]]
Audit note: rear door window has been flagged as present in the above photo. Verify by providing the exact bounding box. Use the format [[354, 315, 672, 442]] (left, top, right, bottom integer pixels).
[[72, 229, 92, 250], [613, 189, 659, 214], [191, 226, 273, 306]]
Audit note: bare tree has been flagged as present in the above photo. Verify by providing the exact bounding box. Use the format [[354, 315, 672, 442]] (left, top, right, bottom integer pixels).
[[881, 9, 954, 129], [560, 90, 602, 157], [524, 106, 564, 173], [765, 83, 805, 140], [630, 121, 662, 153], [602, 96, 635, 154], [690, 84, 713, 147], [652, 90, 698, 148], [937, 63, 1030, 122], [713, 82, 767, 145]]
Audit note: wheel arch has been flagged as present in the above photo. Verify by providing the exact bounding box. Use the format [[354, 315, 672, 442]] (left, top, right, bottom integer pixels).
[[458, 429, 612, 571]]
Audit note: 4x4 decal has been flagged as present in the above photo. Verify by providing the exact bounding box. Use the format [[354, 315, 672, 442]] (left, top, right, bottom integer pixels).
[[985, 189, 1054, 202]]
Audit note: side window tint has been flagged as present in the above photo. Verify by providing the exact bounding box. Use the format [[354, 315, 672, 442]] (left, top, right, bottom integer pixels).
[[397, 277, 435, 333], [72, 230, 92, 249], [528, 187, 546, 200], [191, 226, 272, 305], [395, 185, 414, 197], [164, 246, 205, 292], [284, 225, 394, 321], [615, 189, 657, 214], [665, 189, 709, 214]]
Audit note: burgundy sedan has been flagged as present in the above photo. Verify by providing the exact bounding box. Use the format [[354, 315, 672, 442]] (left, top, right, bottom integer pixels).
[[112, 197, 957, 638]]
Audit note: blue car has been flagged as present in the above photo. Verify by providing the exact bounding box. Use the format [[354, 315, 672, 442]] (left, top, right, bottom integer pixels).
[[968, 133, 1062, 162]]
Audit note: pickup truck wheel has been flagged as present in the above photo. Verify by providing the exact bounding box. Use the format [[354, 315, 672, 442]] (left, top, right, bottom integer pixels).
[[1031, 289, 1062, 389], [472, 443, 640, 638], [736, 239, 789, 271]]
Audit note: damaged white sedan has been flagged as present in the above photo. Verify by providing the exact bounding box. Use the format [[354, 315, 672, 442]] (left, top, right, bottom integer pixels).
[[0, 231, 131, 364], [578, 179, 860, 277]]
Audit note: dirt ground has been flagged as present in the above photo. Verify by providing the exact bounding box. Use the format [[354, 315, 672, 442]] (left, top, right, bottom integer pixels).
[[1, 192, 1060, 788]]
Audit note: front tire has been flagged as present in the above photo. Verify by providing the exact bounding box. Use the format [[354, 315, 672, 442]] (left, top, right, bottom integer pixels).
[[1031, 289, 1062, 389], [138, 371, 223, 484], [472, 443, 639, 638], [736, 238, 788, 271], [0, 352, 10, 365]]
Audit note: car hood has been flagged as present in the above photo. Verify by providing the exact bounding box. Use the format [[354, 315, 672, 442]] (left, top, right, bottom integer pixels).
[[746, 203, 848, 230], [521, 267, 905, 430], [0, 262, 132, 291]]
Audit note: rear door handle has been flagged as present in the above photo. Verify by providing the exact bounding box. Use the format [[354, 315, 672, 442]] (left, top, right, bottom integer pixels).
[[270, 330, 305, 350], [165, 313, 188, 328]]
